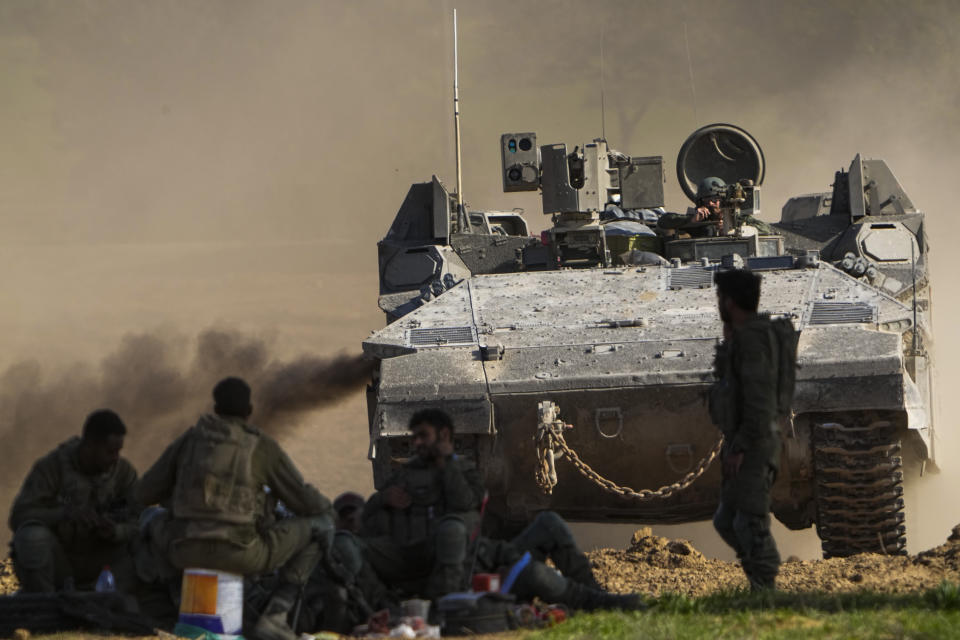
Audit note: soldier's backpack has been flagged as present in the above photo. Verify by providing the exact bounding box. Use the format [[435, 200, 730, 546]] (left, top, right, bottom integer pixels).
[[769, 316, 799, 417]]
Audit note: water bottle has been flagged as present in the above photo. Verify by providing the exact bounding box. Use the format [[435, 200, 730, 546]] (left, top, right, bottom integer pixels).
[[95, 565, 116, 593]]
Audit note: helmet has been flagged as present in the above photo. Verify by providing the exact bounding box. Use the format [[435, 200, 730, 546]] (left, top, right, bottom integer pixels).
[[696, 177, 726, 203]]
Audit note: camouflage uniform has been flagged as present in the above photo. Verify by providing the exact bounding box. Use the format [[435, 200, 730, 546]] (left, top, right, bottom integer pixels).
[[710, 315, 782, 590], [359, 453, 484, 600], [8, 436, 140, 592], [136, 414, 333, 590]]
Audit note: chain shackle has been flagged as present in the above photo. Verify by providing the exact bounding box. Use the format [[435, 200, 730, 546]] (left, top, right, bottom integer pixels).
[[534, 400, 723, 502]]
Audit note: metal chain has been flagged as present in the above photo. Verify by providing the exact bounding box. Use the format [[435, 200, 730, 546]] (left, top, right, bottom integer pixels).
[[535, 401, 723, 501]]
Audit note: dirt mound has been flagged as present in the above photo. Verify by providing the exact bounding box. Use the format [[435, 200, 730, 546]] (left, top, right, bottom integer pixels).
[[0, 557, 18, 595], [591, 527, 960, 597]]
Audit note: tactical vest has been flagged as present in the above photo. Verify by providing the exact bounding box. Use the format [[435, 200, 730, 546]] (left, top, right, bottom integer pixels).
[[382, 465, 445, 546], [709, 316, 783, 442], [171, 415, 261, 526], [55, 437, 131, 510]]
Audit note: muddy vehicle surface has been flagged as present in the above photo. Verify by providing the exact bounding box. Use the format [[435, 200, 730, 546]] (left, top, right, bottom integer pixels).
[[362, 124, 934, 558]]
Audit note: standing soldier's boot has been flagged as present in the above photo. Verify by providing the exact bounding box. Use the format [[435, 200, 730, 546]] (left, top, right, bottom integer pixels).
[[253, 584, 300, 640]]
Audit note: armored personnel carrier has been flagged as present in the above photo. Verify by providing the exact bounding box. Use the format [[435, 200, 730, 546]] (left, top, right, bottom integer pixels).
[[362, 124, 933, 558]]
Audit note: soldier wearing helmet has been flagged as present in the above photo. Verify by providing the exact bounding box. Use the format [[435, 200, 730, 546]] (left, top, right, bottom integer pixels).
[[657, 176, 727, 237]]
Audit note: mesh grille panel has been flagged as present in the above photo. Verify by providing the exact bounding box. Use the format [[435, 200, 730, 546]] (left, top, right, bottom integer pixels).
[[809, 302, 874, 325], [407, 326, 476, 347], [668, 268, 715, 289]]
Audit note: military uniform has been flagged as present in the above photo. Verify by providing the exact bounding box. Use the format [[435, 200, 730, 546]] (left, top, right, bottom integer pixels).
[[657, 207, 719, 237], [360, 453, 484, 599], [8, 436, 139, 592], [473, 511, 641, 610], [136, 414, 333, 591], [710, 314, 782, 590]]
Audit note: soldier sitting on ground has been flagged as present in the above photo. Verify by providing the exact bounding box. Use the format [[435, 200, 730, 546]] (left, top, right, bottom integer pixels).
[[8, 409, 140, 593], [332, 491, 365, 535], [293, 492, 397, 634], [473, 511, 646, 611], [328, 409, 644, 619], [359, 409, 483, 601], [136, 377, 335, 640]]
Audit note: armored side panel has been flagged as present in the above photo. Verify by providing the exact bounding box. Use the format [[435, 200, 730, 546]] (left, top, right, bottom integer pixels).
[[848, 154, 918, 219], [618, 156, 665, 210], [781, 193, 832, 223], [580, 140, 614, 213], [541, 143, 579, 214], [665, 235, 784, 261], [433, 176, 452, 241], [377, 176, 472, 321]]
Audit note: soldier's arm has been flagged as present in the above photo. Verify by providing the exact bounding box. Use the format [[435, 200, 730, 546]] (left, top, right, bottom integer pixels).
[[656, 211, 696, 230], [109, 460, 142, 542], [731, 325, 778, 453], [260, 436, 333, 518], [135, 431, 187, 507], [359, 490, 388, 537], [8, 453, 64, 531], [441, 457, 485, 512]]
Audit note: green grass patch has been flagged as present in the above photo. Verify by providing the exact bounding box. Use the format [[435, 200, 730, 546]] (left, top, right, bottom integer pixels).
[[527, 582, 960, 640]]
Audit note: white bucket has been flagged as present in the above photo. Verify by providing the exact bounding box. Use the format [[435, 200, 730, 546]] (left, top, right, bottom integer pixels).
[[178, 568, 244, 636]]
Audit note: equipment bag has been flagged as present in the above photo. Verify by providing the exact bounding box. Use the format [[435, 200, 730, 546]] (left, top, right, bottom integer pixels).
[[769, 316, 799, 417], [438, 591, 516, 636]]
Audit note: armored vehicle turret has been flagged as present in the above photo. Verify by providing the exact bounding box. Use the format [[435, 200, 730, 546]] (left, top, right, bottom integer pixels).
[[363, 123, 933, 558]]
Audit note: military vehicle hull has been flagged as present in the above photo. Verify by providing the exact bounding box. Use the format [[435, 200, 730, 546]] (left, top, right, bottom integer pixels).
[[365, 124, 933, 558], [365, 260, 931, 556]]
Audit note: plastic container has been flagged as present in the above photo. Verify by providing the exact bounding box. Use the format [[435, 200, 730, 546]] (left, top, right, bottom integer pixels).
[[471, 573, 501, 593], [401, 598, 431, 620], [95, 566, 116, 593], [177, 568, 243, 637]]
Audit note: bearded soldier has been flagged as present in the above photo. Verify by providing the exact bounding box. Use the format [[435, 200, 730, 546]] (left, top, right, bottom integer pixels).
[[359, 408, 483, 600], [710, 269, 782, 590]]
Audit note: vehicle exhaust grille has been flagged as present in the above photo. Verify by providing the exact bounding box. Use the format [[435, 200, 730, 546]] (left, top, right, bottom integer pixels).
[[667, 268, 715, 290], [407, 326, 476, 347], [809, 302, 875, 325]]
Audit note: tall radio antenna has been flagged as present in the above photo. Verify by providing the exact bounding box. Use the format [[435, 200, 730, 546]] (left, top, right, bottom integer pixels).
[[683, 22, 699, 126], [453, 9, 464, 217], [600, 24, 607, 141]]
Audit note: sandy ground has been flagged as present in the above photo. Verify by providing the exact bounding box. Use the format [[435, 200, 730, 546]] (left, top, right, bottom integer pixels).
[[592, 527, 960, 597]]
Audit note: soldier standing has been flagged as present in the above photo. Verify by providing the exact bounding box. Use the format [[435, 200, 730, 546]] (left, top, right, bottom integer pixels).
[[136, 377, 334, 640], [360, 409, 483, 600], [8, 409, 139, 593], [710, 268, 782, 590]]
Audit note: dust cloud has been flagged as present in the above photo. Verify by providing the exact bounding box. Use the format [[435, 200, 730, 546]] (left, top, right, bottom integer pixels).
[[0, 328, 372, 545], [1, 1, 959, 559]]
